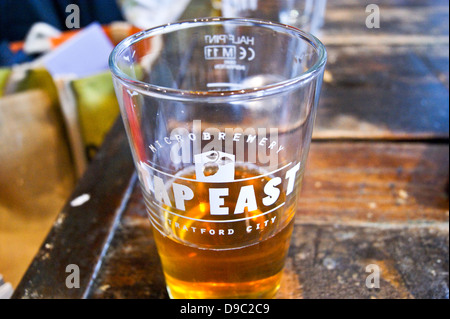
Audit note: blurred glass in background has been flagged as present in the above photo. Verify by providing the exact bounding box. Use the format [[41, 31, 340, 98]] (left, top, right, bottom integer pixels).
[[216, 0, 327, 35], [117, 0, 191, 30]]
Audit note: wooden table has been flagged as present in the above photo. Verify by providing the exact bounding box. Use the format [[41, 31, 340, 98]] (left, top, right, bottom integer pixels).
[[13, 0, 449, 299]]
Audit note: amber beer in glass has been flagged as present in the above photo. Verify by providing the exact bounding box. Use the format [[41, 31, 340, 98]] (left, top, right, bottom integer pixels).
[[110, 18, 327, 299]]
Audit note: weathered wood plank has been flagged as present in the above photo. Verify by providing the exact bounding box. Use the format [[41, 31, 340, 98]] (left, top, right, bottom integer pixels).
[[323, 5, 449, 38], [317, 0, 449, 140], [280, 223, 449, 299], [86, 186, 168, 299], [298, 142, 449, 225], [315, 47, 449, 139]]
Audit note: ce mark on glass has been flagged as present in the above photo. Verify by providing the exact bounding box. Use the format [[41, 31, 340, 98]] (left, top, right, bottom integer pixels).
[[239, 46, 256, 61]]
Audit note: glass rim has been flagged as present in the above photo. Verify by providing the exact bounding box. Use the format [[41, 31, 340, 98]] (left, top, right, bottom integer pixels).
[[109, 17, 327, 101]]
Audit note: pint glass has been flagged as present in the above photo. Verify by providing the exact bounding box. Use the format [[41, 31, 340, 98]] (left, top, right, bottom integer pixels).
[[110, 18, 327, 299]]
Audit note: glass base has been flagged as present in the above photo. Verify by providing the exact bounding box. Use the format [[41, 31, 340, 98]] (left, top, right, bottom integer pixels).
[[165, 272, 282, 299]]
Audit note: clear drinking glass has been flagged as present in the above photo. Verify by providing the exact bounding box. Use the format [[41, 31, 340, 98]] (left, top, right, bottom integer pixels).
[[110, 18, 327, 299], [221, 0, 327, 34]]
